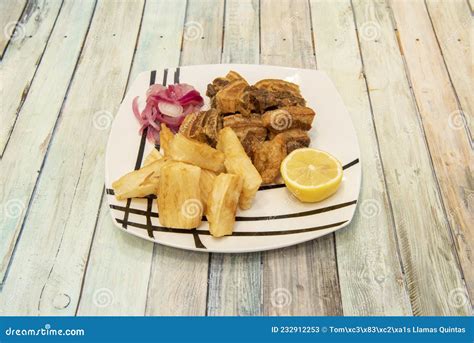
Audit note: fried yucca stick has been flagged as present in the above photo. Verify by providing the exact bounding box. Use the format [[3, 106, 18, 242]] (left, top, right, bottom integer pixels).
[[160, 124, 174, 156], [143, 148, 163, 166], [217, 127, 262, 209], [158, 162, 203, 229], [112, 159, 168, 200], [169, 133, 225, 173], [207, 173, 243, 237], [199, 169, 218, 214]]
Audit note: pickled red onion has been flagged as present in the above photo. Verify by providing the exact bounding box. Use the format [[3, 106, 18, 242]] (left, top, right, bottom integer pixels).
[[132, 83, 203, 143]]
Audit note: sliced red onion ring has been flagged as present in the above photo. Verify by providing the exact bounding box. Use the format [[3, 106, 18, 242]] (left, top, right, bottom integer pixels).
[[158, 101, 184, 118]]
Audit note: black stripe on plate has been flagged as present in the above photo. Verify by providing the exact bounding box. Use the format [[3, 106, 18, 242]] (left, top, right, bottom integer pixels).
[[146, 197, 154, 238], [174, 67, 180, 84], [110, 200, 356, 222], [343, 158, 359, 170], [106, 188, 114, 195], [116, 218, 347, 237], [259, 184, 286, 190], [192, 230, 207, 249]]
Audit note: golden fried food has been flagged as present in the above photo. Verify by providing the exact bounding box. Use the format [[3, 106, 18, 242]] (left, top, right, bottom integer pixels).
[[112, 158, 168, 200], [272, 129, 311, 153], [179, 109, 222, 147], [169, 133, 225, 173], [242, 86, 306, 114], [158, 162, 203, 229], [262, 106, 315, 133], [223, 114, 267, 157], [215, 80, 248, 114], [217, 127, 262, 209], [207, 173, 243, 237], [225, 70, 246, 82], [143, 149, 163, 166], [254, 79, 302, 98], [160, 123, 175, 156], [252, 135, 287, 184], [199, 169, 218, 213]]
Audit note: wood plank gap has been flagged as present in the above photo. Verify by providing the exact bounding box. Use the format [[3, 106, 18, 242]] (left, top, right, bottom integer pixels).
[[0, 0, 66, 158], [74, 0, 147, 313], [349, 0, 407, 279], [423, 0, 472, 145], [74, 187, 105, 315], [0, 0, 99, 284], [387, 0, 471, 298]]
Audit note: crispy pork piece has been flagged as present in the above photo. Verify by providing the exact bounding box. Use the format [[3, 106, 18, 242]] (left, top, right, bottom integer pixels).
[[240, 132, 266, 160], [223, 114, 267, 154], [207, 173, 243, 237], [262, 106, 315, 133], [254, 79, 302, 98], [242, 86, 306, 114], [226, 71, 246, 81], [273, 129, 311, 153], [169, 133, 225, 173], [179, 109, 222, 147], [252, 135, 287, 184], [223, 113, 264, 130], [217, 127, 262, 209], [206, 71, 248, 100], [158, 162, 203, 229], [215, 80, 249, 114]]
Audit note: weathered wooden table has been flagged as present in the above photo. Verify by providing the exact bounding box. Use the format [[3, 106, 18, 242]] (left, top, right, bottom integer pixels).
[[0, 0, 472, 316]]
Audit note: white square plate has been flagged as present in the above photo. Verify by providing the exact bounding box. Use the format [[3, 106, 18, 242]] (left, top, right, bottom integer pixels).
[[105, 64, 361, 253]]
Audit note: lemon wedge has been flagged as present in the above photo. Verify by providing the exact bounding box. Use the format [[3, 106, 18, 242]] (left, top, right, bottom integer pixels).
[[280, 148, 343, 202]]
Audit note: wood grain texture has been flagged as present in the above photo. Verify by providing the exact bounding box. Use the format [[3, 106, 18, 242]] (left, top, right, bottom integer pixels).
[[0, 0, 63, 154], [77, 0, 187, 315], [0, 0, 27, 56], [309, 0, 411, 315], [425, 0, 473, 136], [144, 0, 224, 316], [206, 0, 262, 316], [260, 0, 342, 316], [391, 0, 474, 302], [0, 0, 145, 315], [352, 0, 470, 315], [221, 0, 259, 64], [0, 0, 95, 284]]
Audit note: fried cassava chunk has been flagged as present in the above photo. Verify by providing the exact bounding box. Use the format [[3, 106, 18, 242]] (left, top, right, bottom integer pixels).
[[158, 162, 203, 229], [217, 127, 262, 209], [207, 173, 243, 237]]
